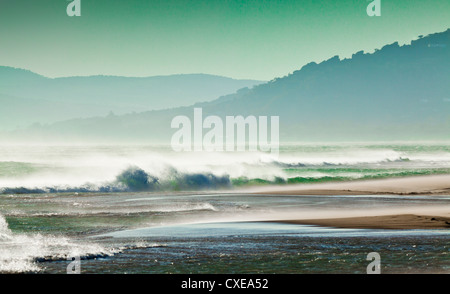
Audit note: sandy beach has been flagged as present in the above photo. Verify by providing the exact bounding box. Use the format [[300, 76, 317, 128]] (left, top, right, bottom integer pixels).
[[250, 174, 450, 229], [250, 174, 450, 196], [277, 214, 450, 229]]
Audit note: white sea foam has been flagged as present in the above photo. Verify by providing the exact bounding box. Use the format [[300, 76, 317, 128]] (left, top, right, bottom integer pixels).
[[0, 144, 449, 192], [0, 213, 115, 273]]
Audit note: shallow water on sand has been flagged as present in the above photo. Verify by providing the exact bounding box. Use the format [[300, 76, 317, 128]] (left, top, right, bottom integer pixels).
[[0, 192, 449, 273]]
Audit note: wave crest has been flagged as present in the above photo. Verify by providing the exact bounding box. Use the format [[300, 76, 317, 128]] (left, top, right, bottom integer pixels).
[[0, 212, 164, 273]]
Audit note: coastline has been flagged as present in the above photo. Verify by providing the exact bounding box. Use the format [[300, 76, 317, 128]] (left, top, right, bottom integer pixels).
[[274, 214, 450, 230], [248, 174, 450, 229], [249, 174, 450, 196]]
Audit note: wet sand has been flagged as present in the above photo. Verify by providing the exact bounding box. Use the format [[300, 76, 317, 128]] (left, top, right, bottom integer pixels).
[[249, 175, 450, 229], [277, 214, 450, 230], [250, 174, 450, 196]]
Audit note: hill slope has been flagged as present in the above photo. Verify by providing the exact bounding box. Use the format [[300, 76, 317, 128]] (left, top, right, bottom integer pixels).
[[0, 68, 263, 130], [7, 29, 450, 142]]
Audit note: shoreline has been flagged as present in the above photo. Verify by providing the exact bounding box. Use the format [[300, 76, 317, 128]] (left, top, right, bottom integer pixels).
[[248, 174, 450, 196], [273, 214, 450, 230], [247, 174, 450, 229]]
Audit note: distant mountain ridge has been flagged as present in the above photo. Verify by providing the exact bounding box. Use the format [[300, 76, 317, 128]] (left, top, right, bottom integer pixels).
[[5, 28, 450, 142], [0, 68, 263, 130]]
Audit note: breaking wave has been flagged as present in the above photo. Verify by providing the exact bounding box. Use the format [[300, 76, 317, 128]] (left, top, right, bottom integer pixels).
[[0, 166, 232, 194], [5, 202, 219, 217], [0, 212, 162, 273], [1, 144, 450, 194], [1, 163, 450, 194]]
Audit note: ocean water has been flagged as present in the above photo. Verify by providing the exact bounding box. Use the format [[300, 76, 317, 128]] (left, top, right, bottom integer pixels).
[[1, 192, 449, 274], [0, 143, 449, 274], [1, 143, 450, 193]]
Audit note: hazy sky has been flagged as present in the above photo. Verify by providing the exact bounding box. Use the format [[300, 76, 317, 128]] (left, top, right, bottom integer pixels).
[[0, 0, 449, 80]]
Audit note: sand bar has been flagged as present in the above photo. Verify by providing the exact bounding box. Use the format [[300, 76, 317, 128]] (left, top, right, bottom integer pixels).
[[276, 214, 450, 230], [247, 175, 450, 229], [249, 174, 450, 196]]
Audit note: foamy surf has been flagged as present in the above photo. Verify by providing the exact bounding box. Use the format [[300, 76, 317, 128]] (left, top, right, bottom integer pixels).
[[1, 143, 450, 194], [1, 191, 449, 274], [0, 213, 161, 273]]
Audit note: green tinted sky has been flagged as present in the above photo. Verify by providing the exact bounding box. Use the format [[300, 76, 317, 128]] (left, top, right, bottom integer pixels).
[[0, 0, 449, 80]]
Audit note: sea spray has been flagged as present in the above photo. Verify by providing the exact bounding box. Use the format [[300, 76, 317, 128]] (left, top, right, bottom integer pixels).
[[1, 144, 450, 193], [0, 213, 12, 241], [0, 212, 113, 273]]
